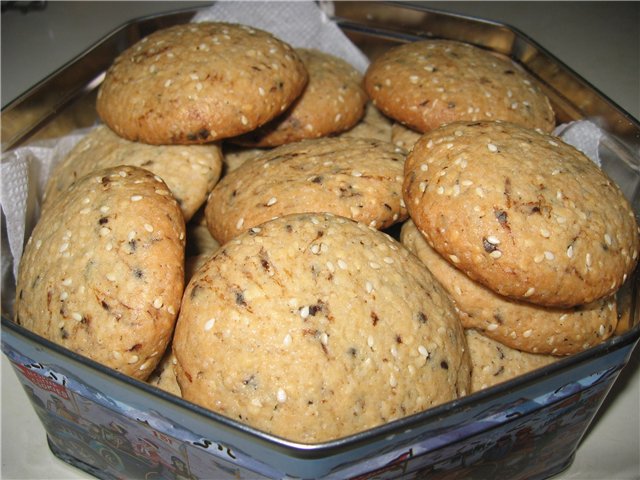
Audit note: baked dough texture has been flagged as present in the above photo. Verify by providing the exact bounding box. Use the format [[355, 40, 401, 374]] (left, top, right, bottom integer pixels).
[[173, 212, 470, 443]]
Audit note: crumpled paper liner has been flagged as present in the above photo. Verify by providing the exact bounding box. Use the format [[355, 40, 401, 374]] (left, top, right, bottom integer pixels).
[[0, 0, 606, 296]]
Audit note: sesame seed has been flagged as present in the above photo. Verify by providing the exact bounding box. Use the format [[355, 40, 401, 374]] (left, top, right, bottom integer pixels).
[[567, 245, 574, 258], [486, 235, 500, 245], [352, 170, 363, 177], [72, 312, 83, 322], [112, 351, 122, 360], [369, 261, 381, 270], [236, 218, 245, 229], [131, 195, 143, 202], [310, 244, 320, 254], [390, 374, 398, 388], [487, 143, 498, 152], [437, 186, 445, 195], [258, 86, 265, 96], [368, 336, 375, 348], [240, 115, 249, 126], [604, 233, 612, 246], [128, 355, 139, 364], [204, 318, 216, 331], [586, 253, 592, 268], [35, 239, 42, 249], [195, 82, 203, 92], [277, 388, 287, 403], [283, 333, 292, 346], [337, 259, 347, 270], [153, 297, 163, 309], [418, 345, 428, 356], [62, 278, 72, 286], [383, 257, 394, 264], [420, 164, 428, 172], [144, 223, 154, 233], [365, 281, 374, 294], [300, 306, 310, 319], [544, 251, 555, 260], [59, 243, 69, 253], [320, 332, 329, 345], [99, 227, 111, 236], [524, 287, 535, 297], [335, 113, 342, 123], [556, 216, 566, 224], [523, 329, 533, 338], [266, 197, 277, 206], [164, 79, 173, 88], [540, 228, 551, 238], [426, 140, 434, 149], [449, 254, 460, 264], [80, 208, 90, 215], [106, 273, 117, 282], [475, 187, 485, 198], [490, 250, 502, 259], [189, 73, 199, 80], [167, 306, 175, 315], [326, 261, 335, 273], [487, 323, 499, 331]]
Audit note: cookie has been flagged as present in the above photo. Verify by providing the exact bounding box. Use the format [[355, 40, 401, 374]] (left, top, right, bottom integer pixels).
[[15, 166, 186, 380], [391, 122, 422, 152], [404, 121, 639, 307], [221, 143, 267, 174], [205, 136, 407, 244], [173, 212, 470, 443], [147, 346, 182, 397], [43, 125, 223, 221], [339, 102, 393, 142], [401, 220, 618, 355], [465, 329, 557, 393], [364, 39, 555, 133], [232, 48, 367, 147], [97, 22, 308, 145]]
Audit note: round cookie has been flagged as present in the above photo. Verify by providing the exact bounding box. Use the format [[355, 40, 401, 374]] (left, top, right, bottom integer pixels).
[[364, 39, 555, 133], [15, 166, 186, 380], [97, 22, 308, 145], [401, 220, 618, 355], [465, 329, 557, 393], [205, 136, 407, 244], [232, 48, 367, 147], [391, 122, 422, 152], [173, 212, 470, 443], [339, 102, 393, 143], [147, 347, 182, 397], [42, 125, 223, 221], [404, 121, 639, 307]]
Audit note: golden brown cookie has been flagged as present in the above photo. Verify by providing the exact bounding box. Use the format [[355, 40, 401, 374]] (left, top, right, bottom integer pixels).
[[339, 102, 393, 142], [404, 121, 639, 307], [391, 122, 422, 151], [173, 212, 470, 443], [232, 48, 367, 147], [364, 39, 555, 133], [43, 125, 223, 221], [401, 220, 618, 355], [147, 346, 182, 397], [465, 329, 557, 393], [205, 136, 407, 244], [97, 22, 308, 145], [16, 166, 186, 380]]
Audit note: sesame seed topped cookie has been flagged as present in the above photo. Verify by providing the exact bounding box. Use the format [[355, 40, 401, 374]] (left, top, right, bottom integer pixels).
[[232, 48, 368, 147], [173, 212, 470, 443], [401, 219, 618, 355], [364, 40, 555, 133], [404, 121, 639, 307], [16, 166, 186, 380], [465, 329, 557, 393], [43, 125, 223, 221], [97, 22, 308, 145], [205, 136, 407, 244]]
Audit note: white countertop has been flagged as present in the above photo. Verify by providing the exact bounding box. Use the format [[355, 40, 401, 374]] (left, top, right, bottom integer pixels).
[[1, 2, 639, 479]]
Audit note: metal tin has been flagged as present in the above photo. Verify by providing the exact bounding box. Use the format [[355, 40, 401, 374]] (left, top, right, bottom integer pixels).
[[2, 3, 639, 479]]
